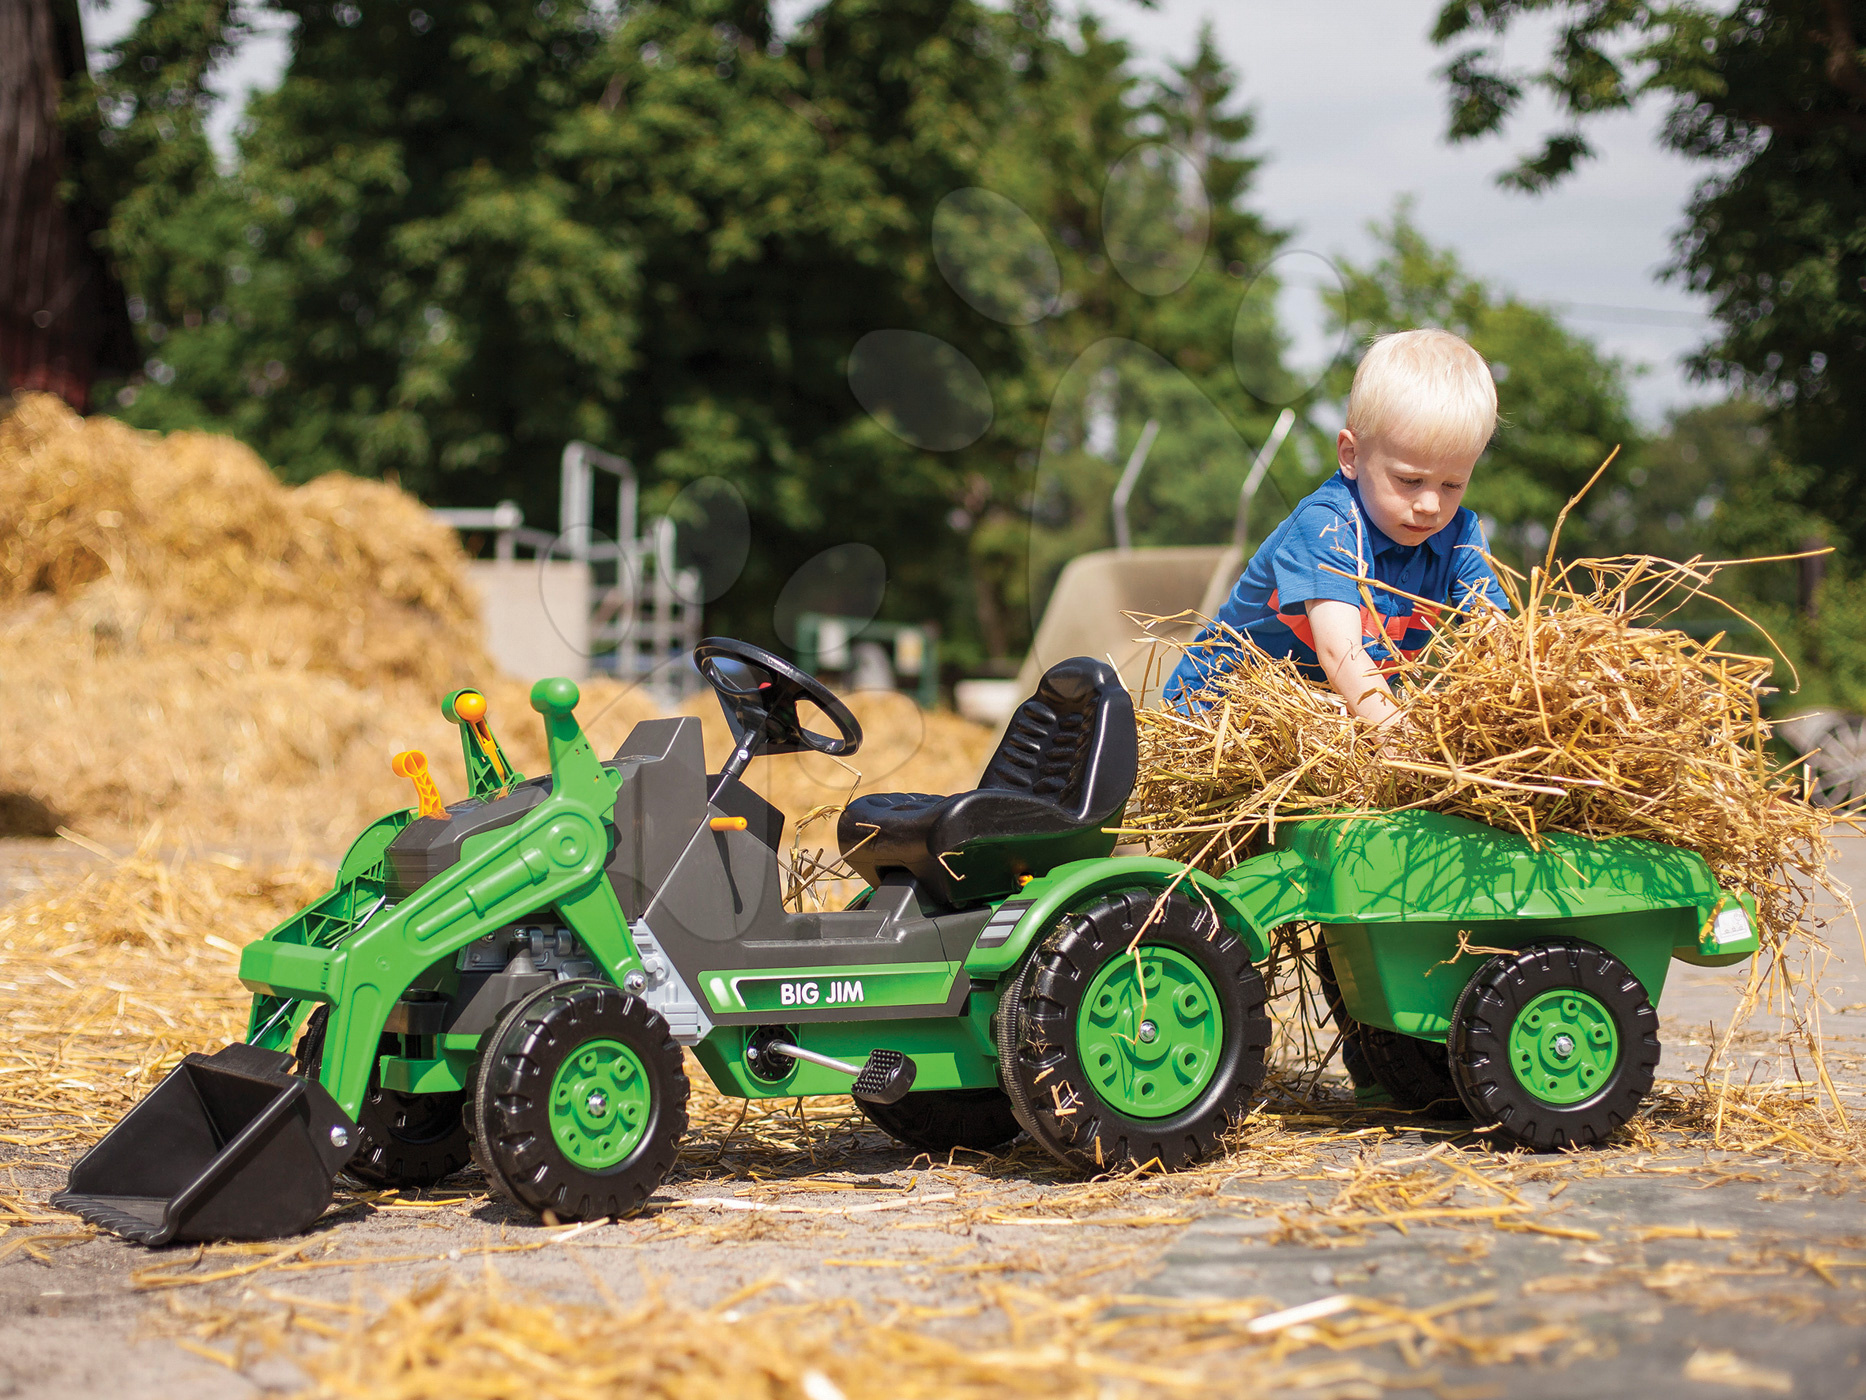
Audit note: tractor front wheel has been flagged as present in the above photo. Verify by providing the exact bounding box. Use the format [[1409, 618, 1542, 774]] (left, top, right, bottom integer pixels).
[[295, 1006, 471, 1189], [471, 980, 689, 1221], [1448, 939, 1659, 1151], [999, 889, 1270, 1173]]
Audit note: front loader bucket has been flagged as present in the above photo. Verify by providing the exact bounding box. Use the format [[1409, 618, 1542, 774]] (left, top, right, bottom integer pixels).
[[52, 1043, 357, 1246]]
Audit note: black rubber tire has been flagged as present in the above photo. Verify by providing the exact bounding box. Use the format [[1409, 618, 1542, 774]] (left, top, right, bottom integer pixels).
[[1311, 940, 1374, 1090], [1313, 941, 1467, 1116], [999, 889, 1270, 1173], [471, 980, 689, 1221], [1448, 939, 1660, 1151], [296, 1006, 472, 1188], [859, 1088, 1023, 1155]]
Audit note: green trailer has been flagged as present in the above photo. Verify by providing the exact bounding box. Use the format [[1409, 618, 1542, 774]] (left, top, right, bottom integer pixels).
[[57, 639, 1760, 1244]]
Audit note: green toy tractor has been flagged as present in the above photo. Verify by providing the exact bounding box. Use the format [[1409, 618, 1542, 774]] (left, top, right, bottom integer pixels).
[[57, 639, 1760, 1244]]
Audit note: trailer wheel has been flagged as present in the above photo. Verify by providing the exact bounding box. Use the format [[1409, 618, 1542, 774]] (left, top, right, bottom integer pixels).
[[1448, 939, 1659, 1151], [999, 889, 1270, 1173], [295, 1006, 471, 1188], [1313, 944, 1467, 1116], [471, 980, 689, 1221], [859, 1088, 1023, 1156]]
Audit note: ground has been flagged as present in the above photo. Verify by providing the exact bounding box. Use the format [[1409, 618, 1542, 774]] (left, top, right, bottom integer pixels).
[[0, 837, 1861, 1400]]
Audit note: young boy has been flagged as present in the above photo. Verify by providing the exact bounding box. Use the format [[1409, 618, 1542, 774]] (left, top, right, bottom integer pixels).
[[1166, 328, 1507, 719]]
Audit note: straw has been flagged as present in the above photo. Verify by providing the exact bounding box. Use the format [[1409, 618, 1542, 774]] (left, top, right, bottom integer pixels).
[[1120, 550, 1844, 944]]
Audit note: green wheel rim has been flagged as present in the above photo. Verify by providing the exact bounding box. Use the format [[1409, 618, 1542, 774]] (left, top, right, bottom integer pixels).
[[548, 1038, 652, 1170], [1076, 945, 1224, 1119], [1508, 989, 1619, 1105]]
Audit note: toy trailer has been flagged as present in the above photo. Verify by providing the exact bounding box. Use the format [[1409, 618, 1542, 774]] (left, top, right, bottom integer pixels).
[[57, 640, 1760, 1244]]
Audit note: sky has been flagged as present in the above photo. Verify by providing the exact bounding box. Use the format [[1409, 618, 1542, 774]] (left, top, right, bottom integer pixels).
[[1083, 1, 1719, 426], [81, 0, 1719, 425]]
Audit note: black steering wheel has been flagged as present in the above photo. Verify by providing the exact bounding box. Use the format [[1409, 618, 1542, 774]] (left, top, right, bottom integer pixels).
[[693, 638, 862, 778]]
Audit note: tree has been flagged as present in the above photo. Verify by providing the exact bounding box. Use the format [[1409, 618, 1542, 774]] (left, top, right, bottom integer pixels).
[[1432, 1, 1866, 556], [81, 0, 1304, 671], [1, 0, 135, 410], [968, 19, 1301, 657], [1328, 207, 1643, 568], [88, 0, 1032, 658]]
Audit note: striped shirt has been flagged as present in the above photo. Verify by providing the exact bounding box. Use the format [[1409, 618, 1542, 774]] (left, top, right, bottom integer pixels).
[[1166, 472, 1507, 701]]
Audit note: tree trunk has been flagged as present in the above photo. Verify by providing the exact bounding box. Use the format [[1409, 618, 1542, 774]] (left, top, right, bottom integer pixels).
[[0, 0, 134, 412]]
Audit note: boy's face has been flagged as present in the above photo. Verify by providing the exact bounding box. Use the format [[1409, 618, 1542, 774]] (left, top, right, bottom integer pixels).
[[1336, 428, 1477, 546]]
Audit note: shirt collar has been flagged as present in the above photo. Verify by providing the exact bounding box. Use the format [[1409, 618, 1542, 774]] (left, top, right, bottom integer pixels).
[[1341, 473, 1453, 559]]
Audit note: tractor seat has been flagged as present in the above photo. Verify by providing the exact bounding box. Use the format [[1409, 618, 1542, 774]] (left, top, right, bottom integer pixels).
[[837, 657, 1137, 907]]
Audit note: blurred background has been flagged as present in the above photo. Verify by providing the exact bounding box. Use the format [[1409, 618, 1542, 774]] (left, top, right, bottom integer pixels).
[[8, 0, 1866, 729]]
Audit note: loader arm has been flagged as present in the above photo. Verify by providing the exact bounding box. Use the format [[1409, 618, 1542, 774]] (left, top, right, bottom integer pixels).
[[238, 679, 648, 1118]]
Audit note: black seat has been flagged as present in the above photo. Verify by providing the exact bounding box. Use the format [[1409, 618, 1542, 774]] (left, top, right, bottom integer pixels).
[[837, 657, 1137, 907]]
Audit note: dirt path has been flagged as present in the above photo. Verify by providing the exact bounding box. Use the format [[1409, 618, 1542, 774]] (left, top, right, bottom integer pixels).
[[0, 837, 1861, 1399]]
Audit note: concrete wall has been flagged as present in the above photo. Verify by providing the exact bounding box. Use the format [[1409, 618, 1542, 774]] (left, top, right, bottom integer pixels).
[[463, 559, 592, 682]]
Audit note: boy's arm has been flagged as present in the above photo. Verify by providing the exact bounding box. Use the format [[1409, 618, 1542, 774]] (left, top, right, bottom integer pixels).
[[1305, 599, 1401, 726]]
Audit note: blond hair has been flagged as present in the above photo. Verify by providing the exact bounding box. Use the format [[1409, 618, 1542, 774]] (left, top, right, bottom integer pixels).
[[1346, 328, 1497, 461]]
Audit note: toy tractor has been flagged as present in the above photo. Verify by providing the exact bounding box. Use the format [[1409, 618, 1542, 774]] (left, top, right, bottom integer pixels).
[[57, 640, 1761, 1244]]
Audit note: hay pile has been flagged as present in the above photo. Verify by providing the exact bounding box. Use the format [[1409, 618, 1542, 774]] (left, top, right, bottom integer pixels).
[[1124, 551, 1840, 942], [0, 394, 995, 853], [0, 394, 670, 848], [0, 392, 484, 691]]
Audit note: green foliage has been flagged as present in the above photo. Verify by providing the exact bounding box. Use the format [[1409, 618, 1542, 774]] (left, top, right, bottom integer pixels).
[[1328, 206, 1642, 569], [91, 0, 1032, 656], [1431, 0, 1866, 560], [85, 0, 1314, 670], [1594, 397, 1770, 560], [980, 20, 1314, 651]]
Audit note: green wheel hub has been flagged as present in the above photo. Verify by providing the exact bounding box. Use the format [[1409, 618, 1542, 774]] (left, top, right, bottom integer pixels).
[[548, 1038, 652, 1170], [1508, 989, 1618, 1105], [1077, 945, 1224, 1118]]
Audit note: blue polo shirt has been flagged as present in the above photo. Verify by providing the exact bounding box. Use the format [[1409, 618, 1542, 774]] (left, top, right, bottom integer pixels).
[[1165, 473, 1507, 702]]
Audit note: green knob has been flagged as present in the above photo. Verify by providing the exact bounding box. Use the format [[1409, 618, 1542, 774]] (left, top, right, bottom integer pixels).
[[530, 676, 581, 717]]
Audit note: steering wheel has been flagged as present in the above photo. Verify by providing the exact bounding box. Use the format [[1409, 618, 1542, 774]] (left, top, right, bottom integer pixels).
[[693, 638, 862, 771]]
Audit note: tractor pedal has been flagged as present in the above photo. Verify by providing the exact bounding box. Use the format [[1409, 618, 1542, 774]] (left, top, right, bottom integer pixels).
[[852, 1049, 916, 1106]]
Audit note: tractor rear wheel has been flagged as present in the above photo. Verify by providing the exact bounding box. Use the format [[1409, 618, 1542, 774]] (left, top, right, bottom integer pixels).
[[859, 1088, 1022, 1156], [999, 889, 1270, 1173], [1448, 939, 1659, 1151], [295, 1006, 471, 1189], [471, 980, 689, 1221]]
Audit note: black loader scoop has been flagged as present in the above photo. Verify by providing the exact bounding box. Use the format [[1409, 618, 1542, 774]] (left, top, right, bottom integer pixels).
[[52, 1043, 357, 1245]]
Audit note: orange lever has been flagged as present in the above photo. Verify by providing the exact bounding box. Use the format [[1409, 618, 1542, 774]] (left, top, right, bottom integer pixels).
[[709, 816, 748, 832], [453, 689, 511, 788], [392, 750, 448, 819]]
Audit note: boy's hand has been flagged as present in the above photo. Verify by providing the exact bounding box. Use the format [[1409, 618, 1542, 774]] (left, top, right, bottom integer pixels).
[[1305, 599, 1403, 728]]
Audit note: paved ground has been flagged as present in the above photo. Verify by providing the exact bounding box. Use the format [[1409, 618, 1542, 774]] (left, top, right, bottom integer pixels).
[[1, 835, 1862, 1398]]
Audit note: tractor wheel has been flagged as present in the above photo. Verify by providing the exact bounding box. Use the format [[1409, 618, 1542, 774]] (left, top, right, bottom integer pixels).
[[1314, 942, 1467, 1117], [1448, 939, 1659, 1151], [471, 980, 689, 1221], [295, 1006, 472, 1189], [999, 889, 1270, 1173], [860, 1088, 1022, 1156]]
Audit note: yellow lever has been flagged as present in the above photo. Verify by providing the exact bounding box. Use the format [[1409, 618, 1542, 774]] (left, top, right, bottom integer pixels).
[[709, 816, 748, 832], [392, 750, 448, 819]]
